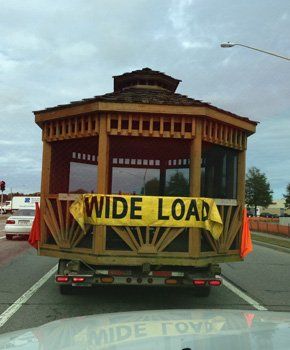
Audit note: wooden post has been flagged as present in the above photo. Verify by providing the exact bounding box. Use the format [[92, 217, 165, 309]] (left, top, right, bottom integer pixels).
[[189, 118, 202, 257], [236, 149, 246, 248], [237, 150, 246, 205], [94, 113, 109, 254], [40, 141, 52, 246]]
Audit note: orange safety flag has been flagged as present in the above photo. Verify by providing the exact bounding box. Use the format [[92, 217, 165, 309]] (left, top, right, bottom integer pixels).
[[240, 208, 253, 258], [28, 202, 41, 249]]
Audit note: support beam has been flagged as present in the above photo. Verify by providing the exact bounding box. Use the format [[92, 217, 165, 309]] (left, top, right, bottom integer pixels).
[[40, 141, 52, 246], [189, 118, 202, 257], [94, 113, 110, 254]]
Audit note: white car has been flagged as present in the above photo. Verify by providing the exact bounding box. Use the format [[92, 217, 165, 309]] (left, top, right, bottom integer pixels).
[[5, 208, 35, 240]]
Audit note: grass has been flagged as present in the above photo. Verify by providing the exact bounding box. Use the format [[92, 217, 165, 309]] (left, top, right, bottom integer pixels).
[[252, 233, 290, 250]]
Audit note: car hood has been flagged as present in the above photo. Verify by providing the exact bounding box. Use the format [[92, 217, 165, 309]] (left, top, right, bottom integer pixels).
[[0, 309, 290, 350]]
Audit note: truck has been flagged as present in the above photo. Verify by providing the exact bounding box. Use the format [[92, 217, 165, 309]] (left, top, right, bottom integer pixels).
[[33, 67, 257, 296], [1, 197, 40, 213]]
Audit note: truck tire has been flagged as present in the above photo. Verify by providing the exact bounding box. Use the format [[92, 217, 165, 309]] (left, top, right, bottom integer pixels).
[[194, 286, 211, 297], [6, 234, 13, 240]]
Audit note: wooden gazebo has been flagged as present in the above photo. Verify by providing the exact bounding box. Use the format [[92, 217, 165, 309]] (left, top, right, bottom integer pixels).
[[34, 68, 257, 267]]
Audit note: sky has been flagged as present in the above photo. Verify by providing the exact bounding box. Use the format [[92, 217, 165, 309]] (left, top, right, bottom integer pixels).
[[0, 0, 290, 198]]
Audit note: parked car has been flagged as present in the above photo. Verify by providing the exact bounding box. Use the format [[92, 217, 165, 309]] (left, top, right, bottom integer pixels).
[[4, 209, 35, 240], [260, 212, 279, 218]]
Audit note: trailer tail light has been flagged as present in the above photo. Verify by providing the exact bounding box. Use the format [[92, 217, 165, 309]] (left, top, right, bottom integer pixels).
[[100, 277, 114, 283], [193, 279, 207, 286], [209, 279, 222, 286], [108, 270, 127, 276], [56, 276, 69, 283], [72, 277, 86, 283], [153, 271, 172, 277], [6, 220, 15, 224], [165, 279, 178, 285]]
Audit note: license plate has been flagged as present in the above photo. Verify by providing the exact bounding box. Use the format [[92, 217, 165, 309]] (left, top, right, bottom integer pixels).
[[18, 220, 30, 225]]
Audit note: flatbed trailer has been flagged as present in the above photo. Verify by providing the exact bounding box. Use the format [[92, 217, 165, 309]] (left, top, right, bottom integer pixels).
[[34, 68, 257, 296]]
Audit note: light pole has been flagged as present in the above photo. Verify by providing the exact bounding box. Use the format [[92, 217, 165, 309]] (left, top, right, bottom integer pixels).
[[220, 42, 290, 61]]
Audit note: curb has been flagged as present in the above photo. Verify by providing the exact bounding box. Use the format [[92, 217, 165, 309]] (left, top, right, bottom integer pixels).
[[252, 238, 290, 254]]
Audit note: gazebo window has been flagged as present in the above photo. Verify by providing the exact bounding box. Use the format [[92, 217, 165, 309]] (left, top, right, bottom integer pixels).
[[201, 142, 238, 199]]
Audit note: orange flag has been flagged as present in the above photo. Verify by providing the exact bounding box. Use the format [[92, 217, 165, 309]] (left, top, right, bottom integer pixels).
[[28, 202, 41, 249], [240, 208, 253, 258]]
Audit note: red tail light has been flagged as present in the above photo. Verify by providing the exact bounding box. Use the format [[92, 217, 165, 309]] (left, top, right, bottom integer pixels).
[[6, 220, 15, 224], [209, 279, 222, 286], [153, 271, 172, 277], [193, 279, 207, 286], [56, 276, 69, 283], [72, 277, 85, 283]]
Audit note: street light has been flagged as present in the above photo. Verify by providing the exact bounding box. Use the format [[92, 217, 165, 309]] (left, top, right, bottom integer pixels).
[[220, 42, 290, 61]]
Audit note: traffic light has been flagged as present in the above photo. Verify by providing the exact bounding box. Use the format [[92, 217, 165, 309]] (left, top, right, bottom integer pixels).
[[0, 181, 5, 192]]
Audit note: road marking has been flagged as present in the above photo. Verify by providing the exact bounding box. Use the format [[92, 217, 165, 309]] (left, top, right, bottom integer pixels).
[[223, 277, 268, 311], [0, 264, 58, 328]]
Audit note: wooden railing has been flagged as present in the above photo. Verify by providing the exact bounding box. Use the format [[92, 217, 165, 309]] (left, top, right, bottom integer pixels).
[[41, 195, 242, 256]]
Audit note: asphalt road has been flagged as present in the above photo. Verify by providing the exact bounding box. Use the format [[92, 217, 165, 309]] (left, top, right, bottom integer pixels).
[[0, 220, 289, 335]]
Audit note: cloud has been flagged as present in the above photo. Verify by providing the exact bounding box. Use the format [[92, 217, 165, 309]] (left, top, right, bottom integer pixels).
[[0, 0, 290, 197]]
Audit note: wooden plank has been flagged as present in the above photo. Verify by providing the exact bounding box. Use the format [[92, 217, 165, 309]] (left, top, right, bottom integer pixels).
[[111, 226, 137, 251], [145, 226, 150, 244], [214, 199, 238, 206], [181, 117, 185, 137], [136, 227, 144, 245], [94, 113, 109, 254], [158, 228, 184, 252], [35, 102, 256, 134], [138, 114, 143, 134], [149, 116, 153, 135], [107, 113, 111, 132], [117, 114, 122, 134], [39, 247, 242, 267], [94, 114, 99, 133], [56, 199, 65, 243], [46, 198, 61, 238], [155, 227, 171, 250], [125, 227, 141, 249], [88, 115, 93, 134], [189, 118, 202, 257], [160, 116, 164, 135], [151, 227, 160, 246], [43, 213, 61, 246], [128, 114, 132, 134], [40, 142, 52, 246], [170, 116, 174, 136]]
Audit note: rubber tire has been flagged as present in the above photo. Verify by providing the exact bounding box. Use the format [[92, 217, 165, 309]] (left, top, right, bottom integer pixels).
[[59, 285, 73, 295], [194, 286, 211, 297], [6, 234, 13, 240]]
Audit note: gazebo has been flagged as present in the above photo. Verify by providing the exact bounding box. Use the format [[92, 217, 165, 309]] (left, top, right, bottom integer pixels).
[[34, 67, 257, 267]]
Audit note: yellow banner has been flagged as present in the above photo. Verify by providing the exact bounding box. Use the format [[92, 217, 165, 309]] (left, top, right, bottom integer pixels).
[[70, 195, 223, 239]]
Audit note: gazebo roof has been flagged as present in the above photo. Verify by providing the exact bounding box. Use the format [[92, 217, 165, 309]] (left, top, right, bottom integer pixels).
[[34, 67, 257, 127]]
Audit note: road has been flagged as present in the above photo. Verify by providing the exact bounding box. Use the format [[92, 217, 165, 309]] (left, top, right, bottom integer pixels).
[[0, 218, 289, 335]]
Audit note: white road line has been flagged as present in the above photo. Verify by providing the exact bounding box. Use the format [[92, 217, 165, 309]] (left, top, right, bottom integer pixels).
[[0, 264, 58, 328], [223, 277, 268, 311]]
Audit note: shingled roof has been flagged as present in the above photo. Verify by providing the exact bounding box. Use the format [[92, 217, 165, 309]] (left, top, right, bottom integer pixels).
[[34, 68, 257, 126]]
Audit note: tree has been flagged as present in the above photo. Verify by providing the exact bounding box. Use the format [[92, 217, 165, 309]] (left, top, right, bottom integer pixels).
[[165, 171, 189, 196], [245, 167, 273, 216], [283, 183, 290, 209], [141, 178, 160, 195]]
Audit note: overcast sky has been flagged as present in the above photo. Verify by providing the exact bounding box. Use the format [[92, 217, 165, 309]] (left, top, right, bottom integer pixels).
[[1, 0, 290, 198]]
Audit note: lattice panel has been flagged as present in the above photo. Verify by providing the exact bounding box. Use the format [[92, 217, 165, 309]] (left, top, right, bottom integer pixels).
[[202, 119, 247, 150], [107, 113, 195, 139], [43, 197, 92, 249], [42, 114, 99, 141], [202, 205, 242, 254], [110, 226, 186, 254]]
